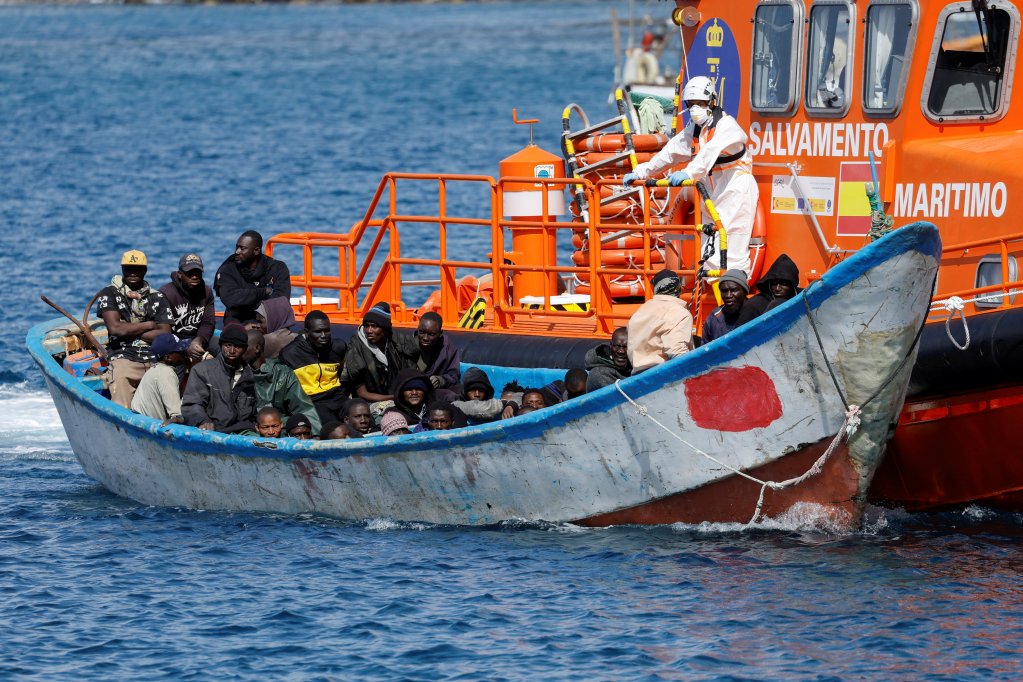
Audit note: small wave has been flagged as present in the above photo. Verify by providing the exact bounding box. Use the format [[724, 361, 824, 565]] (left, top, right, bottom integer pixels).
[[960, 504, 996, 521], [0, 369, 26, 384], [497, 518, 598, 533], [364, 518, 431, 532], [670, 502, 861, 536], [0, 384, 71, 458]]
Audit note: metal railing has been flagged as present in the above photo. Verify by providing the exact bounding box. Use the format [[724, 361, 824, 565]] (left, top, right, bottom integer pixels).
[[266, 173, 705, 337], [927, 230, 1023, 320]]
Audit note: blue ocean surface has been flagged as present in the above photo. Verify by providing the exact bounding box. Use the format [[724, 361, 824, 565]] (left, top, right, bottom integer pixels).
[[2, 3, 1023, 680]]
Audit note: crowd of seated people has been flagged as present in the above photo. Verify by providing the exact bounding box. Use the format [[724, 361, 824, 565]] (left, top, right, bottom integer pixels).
[[102, 235, 799, 441]]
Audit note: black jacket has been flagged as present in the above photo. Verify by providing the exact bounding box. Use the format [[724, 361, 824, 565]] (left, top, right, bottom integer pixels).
[[278, 333, 349, 417], [389, 368, 434, 426], [459, 367, 495, 401], [159, 273, 216, 348], [181, 354, 256, 434], [745, 254, 801, 318], [214, 254, 291, 314], [341, 329, 419, 396], [584, 344, 632, 392]]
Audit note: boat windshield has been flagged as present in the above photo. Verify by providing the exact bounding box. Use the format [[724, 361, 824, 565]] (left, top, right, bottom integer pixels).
[[925, 5, 1014, 120]]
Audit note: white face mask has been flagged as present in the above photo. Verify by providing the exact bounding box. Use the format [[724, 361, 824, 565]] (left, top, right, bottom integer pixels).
[[689, 105, 710, 125]]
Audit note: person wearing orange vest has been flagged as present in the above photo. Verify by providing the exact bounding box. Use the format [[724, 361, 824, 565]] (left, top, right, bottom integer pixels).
[[624, 76, 758, 275]]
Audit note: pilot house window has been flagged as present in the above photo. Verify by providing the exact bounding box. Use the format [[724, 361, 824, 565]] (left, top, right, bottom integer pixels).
[[751, 1, 802, 113], [806, 2, 854, 114], [924, 4, 1017, 121], [863, 3, 915, 115]]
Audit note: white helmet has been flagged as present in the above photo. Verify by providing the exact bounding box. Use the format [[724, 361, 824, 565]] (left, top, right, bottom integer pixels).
[[682, 76, 716, 104]]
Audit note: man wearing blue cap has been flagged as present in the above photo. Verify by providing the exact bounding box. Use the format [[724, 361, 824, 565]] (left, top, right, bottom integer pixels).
[[131, 333, 191, 426]]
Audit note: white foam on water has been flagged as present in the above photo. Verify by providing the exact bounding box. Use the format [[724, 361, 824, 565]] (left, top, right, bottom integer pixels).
[[672, 502, 863, 536], [0, 382, 73, 461], [960, 504, 996, 521], [364, 518, 431, 532]]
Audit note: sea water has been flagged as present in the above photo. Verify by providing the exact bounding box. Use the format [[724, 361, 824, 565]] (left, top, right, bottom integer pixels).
[[2, 3, 1023, 680]]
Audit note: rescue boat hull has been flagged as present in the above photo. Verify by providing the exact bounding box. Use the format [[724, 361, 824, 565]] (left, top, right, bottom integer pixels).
[[27, 224, 940, 528]]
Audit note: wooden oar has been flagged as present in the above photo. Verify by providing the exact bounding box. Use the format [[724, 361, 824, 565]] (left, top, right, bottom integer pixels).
[[40, 294, 107, 361]]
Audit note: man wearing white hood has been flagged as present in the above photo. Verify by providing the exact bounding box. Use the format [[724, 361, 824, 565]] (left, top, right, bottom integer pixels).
[[624, 75, 758, 276]]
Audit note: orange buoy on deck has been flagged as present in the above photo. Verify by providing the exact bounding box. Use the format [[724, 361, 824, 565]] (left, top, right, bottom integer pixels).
[[501, 110, 566, 301]]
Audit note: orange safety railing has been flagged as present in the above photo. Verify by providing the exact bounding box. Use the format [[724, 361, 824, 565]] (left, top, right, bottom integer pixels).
[[266, 172, 706, 337], [926, 230, 1023, 322]]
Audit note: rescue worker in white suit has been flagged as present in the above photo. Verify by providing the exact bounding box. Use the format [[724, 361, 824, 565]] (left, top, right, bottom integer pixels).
[[623, 76, 759, 276]]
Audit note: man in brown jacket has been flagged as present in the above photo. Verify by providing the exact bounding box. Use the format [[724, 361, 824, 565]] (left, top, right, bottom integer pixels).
[[627, 269, 694, 372]]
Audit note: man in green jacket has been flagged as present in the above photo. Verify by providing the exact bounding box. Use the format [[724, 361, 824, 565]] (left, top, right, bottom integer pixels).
[[244, 329, 322, 436]]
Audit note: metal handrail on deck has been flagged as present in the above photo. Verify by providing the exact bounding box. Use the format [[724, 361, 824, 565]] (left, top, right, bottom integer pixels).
[[266, 172, 706, 337], [926, 230, 1023, 319]]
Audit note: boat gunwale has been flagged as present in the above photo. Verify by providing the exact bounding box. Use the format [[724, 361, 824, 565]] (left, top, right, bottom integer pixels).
[[26, 222, 941, 463]]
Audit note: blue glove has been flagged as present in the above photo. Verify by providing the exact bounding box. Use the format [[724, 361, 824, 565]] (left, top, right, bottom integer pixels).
[[667, 171, 691, 187], [622, 172, 638, 187]]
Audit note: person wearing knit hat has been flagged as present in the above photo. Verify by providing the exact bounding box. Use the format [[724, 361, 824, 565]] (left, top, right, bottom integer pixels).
[[380, 411, 411, 437], [284, 412, 314, 439], [218, 323, 249, 348], [702, 269, 753, 345], [181, 323, 257, 434], [651, 268, 683, 297], [363, 302, 393, 333], [626, 268, 694, 372], [340, 301, 420, 408]]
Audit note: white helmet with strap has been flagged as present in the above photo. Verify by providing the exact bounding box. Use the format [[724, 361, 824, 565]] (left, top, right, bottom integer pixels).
[[682, 76, 716, 104]]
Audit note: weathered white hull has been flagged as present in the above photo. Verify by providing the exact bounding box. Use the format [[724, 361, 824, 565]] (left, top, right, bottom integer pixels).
[[29, 224, 941, 527]]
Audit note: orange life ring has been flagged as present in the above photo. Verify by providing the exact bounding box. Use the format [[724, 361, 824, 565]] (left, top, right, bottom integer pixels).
[[574, 273, 647, 298], [597, 184, 670, 200], [572, 133, 669, 153], [571, 232, 666, 250], [572, 248, 665, 267], [576, 151, 654, 169], [597, 199, 643, 218]]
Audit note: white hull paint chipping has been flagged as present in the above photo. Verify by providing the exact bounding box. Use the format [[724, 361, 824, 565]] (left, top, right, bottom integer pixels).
[[30, 224, 941, 527]]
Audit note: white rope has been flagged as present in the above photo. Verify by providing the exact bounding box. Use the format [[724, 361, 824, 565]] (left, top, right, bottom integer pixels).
[[614, 380, 861, 525], [939, 295, 970, 350], [930, 291, 1017, 309]]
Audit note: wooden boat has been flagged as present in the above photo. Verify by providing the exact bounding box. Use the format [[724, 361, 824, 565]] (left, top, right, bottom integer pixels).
[[261, 0, 1020, 513], [27, 224, 939, 527]]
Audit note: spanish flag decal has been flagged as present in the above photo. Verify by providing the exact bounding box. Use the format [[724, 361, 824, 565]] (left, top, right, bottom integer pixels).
[[837, 162, 873, 237]]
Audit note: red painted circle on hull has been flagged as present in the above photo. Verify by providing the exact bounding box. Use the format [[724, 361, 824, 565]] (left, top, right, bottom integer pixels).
[[685, 365, 783, 431]]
